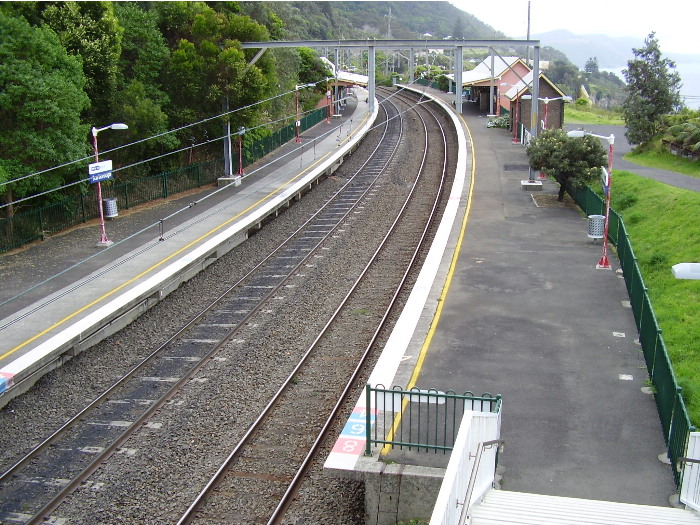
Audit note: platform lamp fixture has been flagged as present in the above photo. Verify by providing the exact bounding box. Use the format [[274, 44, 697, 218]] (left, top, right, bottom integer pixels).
[[91, 123, 128, 248], [542, 96, 572, 130], [295, 83, 316, 143], [237, 127, 245, 176], [567, 129, 615, 269], [326, 77, 332, 124]]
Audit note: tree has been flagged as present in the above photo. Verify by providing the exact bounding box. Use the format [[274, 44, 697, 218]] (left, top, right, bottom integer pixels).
[[584, 57, 599, 75], [0, 12, 90, 218], [623, 32, 682, 146], [112, 3, 177, 174], [38, 1, 123, 125], [527, 129, 607, 201]]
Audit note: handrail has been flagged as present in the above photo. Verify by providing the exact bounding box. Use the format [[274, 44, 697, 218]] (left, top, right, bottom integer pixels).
[[458, 439, 504, 525]]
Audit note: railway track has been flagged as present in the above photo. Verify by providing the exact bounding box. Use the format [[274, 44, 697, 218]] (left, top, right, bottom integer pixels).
[[0, 88, 457, 524], [178, 87, 452, 524]]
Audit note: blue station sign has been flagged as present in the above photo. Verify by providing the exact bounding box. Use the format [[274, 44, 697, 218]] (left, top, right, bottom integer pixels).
[[88, 160, 113, 183]]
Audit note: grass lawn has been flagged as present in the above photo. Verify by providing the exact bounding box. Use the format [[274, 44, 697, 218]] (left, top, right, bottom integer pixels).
[[608, 171, 700, 422], [564, 104, 625, 126], [625, 148, 700, 179]]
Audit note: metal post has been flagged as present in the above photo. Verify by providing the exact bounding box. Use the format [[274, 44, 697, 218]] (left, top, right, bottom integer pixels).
[[513, 96, 520, 143], [598, 135, 615, 269], [489, 47, 495, 115], [92, 131, 110, 247], [368, 45, 376, 112], [295, 87, 301, 143], [326, 76, 331, 123], [365, 384, 373, 456], [455, 46, 463, 113], [237, 127, 245, 175]]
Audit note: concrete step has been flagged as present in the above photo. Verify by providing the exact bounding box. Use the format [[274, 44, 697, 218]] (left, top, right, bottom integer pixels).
[[470, 490, 700, 525]]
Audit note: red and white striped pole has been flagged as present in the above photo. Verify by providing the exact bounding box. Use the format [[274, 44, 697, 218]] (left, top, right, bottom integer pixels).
[[597, 136, 615, 270]]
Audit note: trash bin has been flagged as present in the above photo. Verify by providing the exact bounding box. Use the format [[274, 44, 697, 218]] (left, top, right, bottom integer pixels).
[[587, 214, 605, 240], [103, 197, 118, 219]]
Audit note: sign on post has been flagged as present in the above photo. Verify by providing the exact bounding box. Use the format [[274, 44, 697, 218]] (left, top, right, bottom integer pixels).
[[600, 166, 610, 196], [88, 160, 113, 183]]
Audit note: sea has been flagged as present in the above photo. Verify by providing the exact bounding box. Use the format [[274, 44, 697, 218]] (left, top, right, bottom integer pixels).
[[602, 57, 700, 110]]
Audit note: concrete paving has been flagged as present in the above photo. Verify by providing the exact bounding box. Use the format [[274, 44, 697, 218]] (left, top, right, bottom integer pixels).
[[404, 97, 681, 506]]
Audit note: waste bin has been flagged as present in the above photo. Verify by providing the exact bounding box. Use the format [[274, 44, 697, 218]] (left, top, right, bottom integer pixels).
[[587, 214, 605, 240], [103, 197, 118, 219]]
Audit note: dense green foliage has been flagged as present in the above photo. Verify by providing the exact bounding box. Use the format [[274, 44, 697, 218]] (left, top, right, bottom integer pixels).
[[527, 129, 608, 201], [663, 109, 700, 157], [0, 1, 336, 213], [623, 32, 682, 146], [0, 12, 90, 213]]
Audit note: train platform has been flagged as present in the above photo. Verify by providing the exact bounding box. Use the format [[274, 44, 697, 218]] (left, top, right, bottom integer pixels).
[[325, 86, 679, 521], [0, 88, 377, 402], [0, 82, 683, 520]]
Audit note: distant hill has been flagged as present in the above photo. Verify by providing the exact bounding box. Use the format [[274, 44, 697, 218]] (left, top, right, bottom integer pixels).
[[264, 1, 507, 41], [531, 29, 643, 68]]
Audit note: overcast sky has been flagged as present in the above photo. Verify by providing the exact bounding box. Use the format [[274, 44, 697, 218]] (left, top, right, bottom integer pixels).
[[450, 0, 695, 55]]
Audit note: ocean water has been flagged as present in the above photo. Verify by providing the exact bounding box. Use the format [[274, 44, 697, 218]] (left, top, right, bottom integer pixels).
[[602, 59, 700, 110]]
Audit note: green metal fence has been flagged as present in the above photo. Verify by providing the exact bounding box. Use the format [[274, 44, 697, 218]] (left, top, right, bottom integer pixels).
[[364, 384, 502, 456], [570, 184, 696, 484], [0, 108, 326, 254]]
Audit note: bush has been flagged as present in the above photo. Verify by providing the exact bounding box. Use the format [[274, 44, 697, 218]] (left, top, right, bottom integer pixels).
[[487, 115, 510, 128]]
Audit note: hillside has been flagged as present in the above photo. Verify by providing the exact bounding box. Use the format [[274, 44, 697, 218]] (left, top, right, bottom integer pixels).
[[260, 1, 508, 41]]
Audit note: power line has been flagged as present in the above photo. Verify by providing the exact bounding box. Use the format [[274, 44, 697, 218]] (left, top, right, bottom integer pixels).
[[0, 81, 327, 191], [0, 84, 329, 211]]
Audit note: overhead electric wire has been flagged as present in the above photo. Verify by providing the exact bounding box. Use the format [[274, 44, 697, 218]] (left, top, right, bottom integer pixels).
[[0, 79, 328, 192]]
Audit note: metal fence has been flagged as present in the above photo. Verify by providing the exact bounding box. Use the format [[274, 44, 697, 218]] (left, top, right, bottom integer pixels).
[[0, 108, 326, 254], [570, 184, 696, 484], [364, 384, 502, 456]]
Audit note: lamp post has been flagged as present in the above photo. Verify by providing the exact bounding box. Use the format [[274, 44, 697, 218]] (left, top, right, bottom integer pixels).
[[294, 83, 316, 143], [542, 96, 572, 130], [326, 77, 331, 124], [567, 129, 615, 269], [92, 123, 128, 248], [237, 127, 245, 176]]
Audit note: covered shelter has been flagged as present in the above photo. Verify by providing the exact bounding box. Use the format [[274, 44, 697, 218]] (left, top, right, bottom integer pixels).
[[504, 71, 569, 143], [446, 56, 531, 115]]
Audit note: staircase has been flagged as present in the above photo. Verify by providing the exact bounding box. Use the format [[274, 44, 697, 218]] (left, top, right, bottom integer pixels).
[[469, 489, 700, 524]]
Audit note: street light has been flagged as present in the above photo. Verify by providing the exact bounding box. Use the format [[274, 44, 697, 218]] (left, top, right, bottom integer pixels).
[[542, 96, 572, 130], [567, 129, 615, 269], [237, 127, 245, 176], [92, 123, 128, 248], [295, 83, 316, 143]]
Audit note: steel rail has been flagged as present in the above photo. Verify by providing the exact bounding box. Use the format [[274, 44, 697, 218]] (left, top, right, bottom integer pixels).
[[3, 101, 397, 525], [176, 89, 450, 524]]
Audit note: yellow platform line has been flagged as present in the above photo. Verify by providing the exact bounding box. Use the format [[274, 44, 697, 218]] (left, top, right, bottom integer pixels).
[[2, 115, 370, 362], [380, 112, 476, 455]]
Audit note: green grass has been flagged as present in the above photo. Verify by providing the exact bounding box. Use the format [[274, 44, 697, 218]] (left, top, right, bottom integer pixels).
[[624, 147, 700, 179], [564, 104, 625, 126], [608, 171, 700, 422]]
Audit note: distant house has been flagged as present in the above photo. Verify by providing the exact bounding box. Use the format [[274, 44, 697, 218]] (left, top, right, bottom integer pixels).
[[445, 56, 568, 137]]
